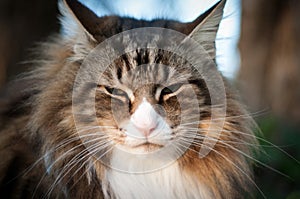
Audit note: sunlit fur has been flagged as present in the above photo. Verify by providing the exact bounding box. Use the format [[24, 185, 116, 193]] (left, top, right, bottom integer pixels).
[[0, 0, 258, 198]]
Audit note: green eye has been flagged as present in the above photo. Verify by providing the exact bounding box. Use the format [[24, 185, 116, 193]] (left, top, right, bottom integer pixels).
[[104, 86, 127, 97], [160, 83, 183, 96]]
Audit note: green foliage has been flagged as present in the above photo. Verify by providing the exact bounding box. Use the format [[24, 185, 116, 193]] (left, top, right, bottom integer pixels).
[[254, 116, 300, 199]]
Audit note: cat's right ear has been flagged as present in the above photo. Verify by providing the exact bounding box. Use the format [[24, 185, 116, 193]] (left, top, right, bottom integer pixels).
[[59, 0, 95, 41]]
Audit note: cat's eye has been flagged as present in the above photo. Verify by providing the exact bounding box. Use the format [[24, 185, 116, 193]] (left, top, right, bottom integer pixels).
[[97, 85, 131, 102], [104, 86, 127, 97], [158, 83, 184, 101], [160, 83, 183, 96]]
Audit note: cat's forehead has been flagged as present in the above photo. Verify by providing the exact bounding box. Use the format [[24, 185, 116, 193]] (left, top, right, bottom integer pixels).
[[99, 49, 194, 88]]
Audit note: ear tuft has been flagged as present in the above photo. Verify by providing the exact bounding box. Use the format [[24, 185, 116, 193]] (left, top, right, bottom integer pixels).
[[58, 0, 80, 38], [58, 0, 98, 41], [188, 0, 226, 59]]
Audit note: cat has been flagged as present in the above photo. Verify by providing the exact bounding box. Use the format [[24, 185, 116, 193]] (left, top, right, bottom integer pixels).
[[0, 0, 257, 198]]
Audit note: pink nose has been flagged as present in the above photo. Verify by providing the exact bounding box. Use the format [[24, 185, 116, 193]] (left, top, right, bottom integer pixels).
[[130, 98, 159, 137], [132, 120, 157, 137]]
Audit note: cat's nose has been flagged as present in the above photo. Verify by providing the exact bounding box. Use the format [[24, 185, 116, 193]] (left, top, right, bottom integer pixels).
[[133, 119, 157, 137], [130, 98, 158, 137]]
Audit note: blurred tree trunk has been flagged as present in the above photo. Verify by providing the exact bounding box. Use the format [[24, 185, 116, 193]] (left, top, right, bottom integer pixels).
[[239, 0, 300, 124], [0, 0, 59, 88]]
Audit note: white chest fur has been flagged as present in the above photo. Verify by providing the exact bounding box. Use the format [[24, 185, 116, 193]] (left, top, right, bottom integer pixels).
[[102, 154, 211, 199]]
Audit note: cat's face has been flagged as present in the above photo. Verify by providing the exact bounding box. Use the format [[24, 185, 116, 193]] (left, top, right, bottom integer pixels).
[[91, 51, 204, 154], [58, 1, 222, 159], [55, 0, 230, 172], [72, 44, 215, 172]]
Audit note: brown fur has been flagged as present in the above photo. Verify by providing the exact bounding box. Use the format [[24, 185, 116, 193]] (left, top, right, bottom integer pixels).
[[0, 0, 257, 198]]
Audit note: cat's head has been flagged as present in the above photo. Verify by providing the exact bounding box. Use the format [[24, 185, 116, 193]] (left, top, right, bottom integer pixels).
[[31, 0, 234, 166], [56, 0, 228, 167], [27, 0, 248, 190]]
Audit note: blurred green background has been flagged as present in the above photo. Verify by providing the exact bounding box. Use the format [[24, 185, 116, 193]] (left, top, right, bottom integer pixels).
[[254, 117, 300, 199]]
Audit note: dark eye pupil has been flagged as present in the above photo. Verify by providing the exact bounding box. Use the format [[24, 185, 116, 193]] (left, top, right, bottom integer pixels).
[[105, 86, 114, 94], [161, 87, 173, 95]]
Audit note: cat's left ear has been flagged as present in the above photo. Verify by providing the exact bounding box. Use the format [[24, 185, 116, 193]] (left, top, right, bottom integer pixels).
[[184, 0, 226, 59]]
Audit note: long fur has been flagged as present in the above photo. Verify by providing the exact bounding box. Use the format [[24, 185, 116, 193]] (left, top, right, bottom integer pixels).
[[0, 0, 257, 198]]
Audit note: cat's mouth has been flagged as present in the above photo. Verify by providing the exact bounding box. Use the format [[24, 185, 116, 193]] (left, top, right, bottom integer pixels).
[[117, 139, 165, 153], [132, 142, 163, 150]]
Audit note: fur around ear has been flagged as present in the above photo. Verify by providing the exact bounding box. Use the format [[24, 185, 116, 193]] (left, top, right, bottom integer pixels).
[[59, 0, 123, 43], [187, 0, 226, 59], [59, 0, 98, 41], [59, 0, 225, 60]]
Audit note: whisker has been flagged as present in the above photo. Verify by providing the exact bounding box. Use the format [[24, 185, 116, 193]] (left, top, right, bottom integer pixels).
[[43, 139, 114, 199], [68, 145, 116, 190], [178, 132, 291, 179], [176, 140, 267, 199], [33, 134, 112, 198], [23, 127, 112, 179]]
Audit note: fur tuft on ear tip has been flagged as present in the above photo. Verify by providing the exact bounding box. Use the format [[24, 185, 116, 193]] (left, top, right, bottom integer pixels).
[[58, 0, 81, 38], [58, 0, 99, 60], [58, 0, 99, 42], [187, 0, 227, 59]]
